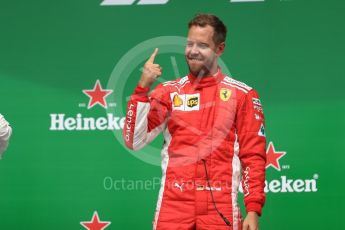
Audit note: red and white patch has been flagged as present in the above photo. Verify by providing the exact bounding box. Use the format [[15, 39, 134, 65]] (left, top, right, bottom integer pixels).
[[265, 142, 286, 171], [80, 211, 111, 230], [83, 80, 113, 109]]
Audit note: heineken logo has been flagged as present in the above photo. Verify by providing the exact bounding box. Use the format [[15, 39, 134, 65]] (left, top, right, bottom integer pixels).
[[265, 142, 286, 171], [50, 114, 124, 131], [264, 175, 318, 193], [82, 80, 113, 109], [49, 80, 125, 131], [239, 142, 320, 194], [80, 211, 111, 230], [239, 175, 319, 194]]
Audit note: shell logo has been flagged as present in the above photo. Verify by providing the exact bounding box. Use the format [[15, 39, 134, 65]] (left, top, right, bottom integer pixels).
[[173, 95, 183, 107]]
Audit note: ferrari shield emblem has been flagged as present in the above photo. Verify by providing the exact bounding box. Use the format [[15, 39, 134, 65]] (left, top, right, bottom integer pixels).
[[220, 88, 232, 101]]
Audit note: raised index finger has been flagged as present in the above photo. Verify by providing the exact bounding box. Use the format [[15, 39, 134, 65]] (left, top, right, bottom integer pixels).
[[147, 48, 159, 63]]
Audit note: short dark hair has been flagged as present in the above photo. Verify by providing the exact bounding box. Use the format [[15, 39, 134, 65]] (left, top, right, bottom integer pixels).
[[188, 14, 227, 45]]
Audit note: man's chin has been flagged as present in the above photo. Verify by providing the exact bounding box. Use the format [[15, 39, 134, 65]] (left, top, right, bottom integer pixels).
[[188, 66, 209, 77]]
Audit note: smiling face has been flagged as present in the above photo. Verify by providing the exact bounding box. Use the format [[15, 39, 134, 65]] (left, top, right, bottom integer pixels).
[[185, 25, 225, 77]]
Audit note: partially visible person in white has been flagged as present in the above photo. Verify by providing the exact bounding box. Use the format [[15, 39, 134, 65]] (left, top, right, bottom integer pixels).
[[0, 114, 12, 159]]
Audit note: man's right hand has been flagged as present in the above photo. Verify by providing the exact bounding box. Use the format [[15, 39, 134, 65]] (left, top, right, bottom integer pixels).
[[138, 48, 162, 88]]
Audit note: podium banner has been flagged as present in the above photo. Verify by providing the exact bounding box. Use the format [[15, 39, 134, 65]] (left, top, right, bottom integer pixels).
[[1, 0, 344, 229]]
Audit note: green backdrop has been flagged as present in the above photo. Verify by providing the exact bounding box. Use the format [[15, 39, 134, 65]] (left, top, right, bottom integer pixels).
[[1, 0, 345, 229]]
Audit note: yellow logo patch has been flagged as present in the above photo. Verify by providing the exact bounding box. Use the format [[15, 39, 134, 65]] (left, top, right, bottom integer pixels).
[[173, 95, 183, 107], [187, 96, 199, 107], [220, 88, 232, 102]]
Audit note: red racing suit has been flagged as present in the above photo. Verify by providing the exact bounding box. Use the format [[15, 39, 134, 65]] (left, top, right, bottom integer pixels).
[[123, 69, 266, 230]]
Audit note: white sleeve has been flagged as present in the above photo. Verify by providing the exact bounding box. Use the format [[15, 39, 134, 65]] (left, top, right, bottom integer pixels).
[[0, 114, 12, 159]]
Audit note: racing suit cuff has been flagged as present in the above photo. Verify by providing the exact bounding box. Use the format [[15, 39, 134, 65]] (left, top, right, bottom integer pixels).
[[132, 85, 150, 102], [246, 202, 263, 216]]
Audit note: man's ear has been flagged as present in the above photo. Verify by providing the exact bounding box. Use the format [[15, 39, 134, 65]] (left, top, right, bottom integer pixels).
[[216, 42, 226, 56]]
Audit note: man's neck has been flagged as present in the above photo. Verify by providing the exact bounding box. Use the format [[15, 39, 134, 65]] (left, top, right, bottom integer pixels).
[[194, 66, 219, 78]]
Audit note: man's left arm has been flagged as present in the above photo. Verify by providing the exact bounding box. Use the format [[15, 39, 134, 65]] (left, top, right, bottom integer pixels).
[[235, 90, 267, 230]]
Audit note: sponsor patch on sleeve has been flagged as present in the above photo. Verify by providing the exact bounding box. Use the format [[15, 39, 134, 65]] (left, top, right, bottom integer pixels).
[[252, 98, 264, 113], [258, 123, 266, 137], [252, 98, 262, 106]]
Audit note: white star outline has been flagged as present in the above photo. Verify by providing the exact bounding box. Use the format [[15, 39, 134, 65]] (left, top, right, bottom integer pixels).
[[266, 141, 287, 171], [80, 211, 111, 230], [82, 79, 113, 109]]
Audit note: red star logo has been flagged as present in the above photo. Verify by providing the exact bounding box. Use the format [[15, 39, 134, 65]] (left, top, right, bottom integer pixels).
[[80, 211, 111, 230], [83, 80, 113, 109], [265, 142, 286, 171]]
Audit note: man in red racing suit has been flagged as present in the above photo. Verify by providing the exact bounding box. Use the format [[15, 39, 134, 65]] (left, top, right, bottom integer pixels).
[[123, 14, 266, 230]]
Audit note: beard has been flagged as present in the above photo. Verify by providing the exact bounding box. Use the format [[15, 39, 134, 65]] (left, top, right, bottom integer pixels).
[[188, 63, 208, 77], [186, 55, 216, 77]]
